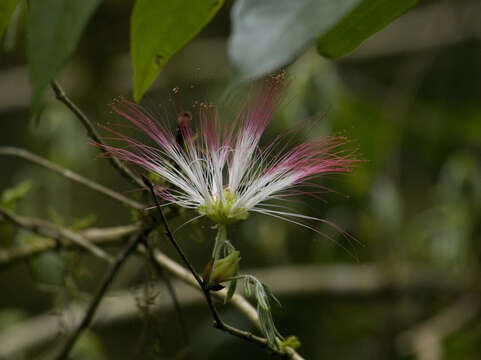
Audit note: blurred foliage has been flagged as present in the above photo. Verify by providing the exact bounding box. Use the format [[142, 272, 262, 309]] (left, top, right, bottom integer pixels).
[[27, 0, 99, 110], [131, 0, 224, 101], [0, 0, 19, 38], [1, 0, 418, 107], [317, 0, 419, 58], [230, 0, 418, 80], [0, 180, 32, 210], [69, 331, 107, 360]]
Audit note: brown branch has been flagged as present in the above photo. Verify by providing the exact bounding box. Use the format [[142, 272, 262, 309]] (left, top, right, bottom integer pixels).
[[217, 321, 275, 350], [0, 146, 145, 210], [80, 223, 141, 241], [150, 249, 300, 359], [142, 178, 292, 358], [54, 228, 151, 360], [0, 239, 56, 268], [2, 255, 467, 358], [0, 223, 140, 268], [143, 177, 204, 288], [0, 191, 185, 356], [0, 206, 113, 263], [51, 80, 145, 189], [0, 216, 464, 297], [0, 254, 469, 358], [1, 80, 299, 357]]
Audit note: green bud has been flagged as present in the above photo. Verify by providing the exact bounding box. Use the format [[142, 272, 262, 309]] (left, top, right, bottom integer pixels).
[[210, 250, 241, 284], [279, 336, 301, 351]]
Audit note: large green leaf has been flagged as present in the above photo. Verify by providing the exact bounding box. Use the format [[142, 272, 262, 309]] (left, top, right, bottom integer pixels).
[[27, 0, 99, 109], [229, 0, 360, 80], [317, 0, 419, 58], [0, 0, 19, 37], [228, 0, 418, 80], [131, 0, 224, 102]]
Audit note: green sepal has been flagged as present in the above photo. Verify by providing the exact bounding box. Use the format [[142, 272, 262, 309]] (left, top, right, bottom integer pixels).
[[199, 190, 248, 225], [210, 250, 241, 284]]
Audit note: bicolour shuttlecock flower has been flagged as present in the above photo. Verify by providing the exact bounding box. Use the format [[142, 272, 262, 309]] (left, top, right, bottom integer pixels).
[[99, 76, 355, 230]]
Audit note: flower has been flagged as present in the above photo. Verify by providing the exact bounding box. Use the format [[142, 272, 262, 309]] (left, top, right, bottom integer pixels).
[[98, 76, 355, 233]]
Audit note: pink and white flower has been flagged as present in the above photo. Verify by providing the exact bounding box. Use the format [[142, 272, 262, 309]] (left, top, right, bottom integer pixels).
[[98, 76, 355, 232]]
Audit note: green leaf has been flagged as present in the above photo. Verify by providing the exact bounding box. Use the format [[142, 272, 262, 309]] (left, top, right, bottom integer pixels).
[[257, 303, 279, 350], [15, 232, 65, 285], [0, 0, 19, 37], [0, 180, 32, 209], [317, 0, 419, 58], [223, 240, 238, 303], [72, 214, 97, 231], [27, 0, 99, 110], [229, 0, 359, 80], [229, 0, 418, 80], [224, 278, 237, 304], [130, 0, 224, 102], [243, 278, 252, 298], [263, 283, 281, 308], [255, 281, 269, 311], [223, 239, 236, 256]]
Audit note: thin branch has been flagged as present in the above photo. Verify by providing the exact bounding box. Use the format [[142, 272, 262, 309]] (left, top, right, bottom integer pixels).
[[0, 255, 468, 358], [143, 240, 191, 356], [3, 253, 471, 359], [54, 229, 151, 360], [0, 206, 113, 263], [0, 146, 145, 210], [151, 251, 289, 357], [0, 269, 205, 359], [80, 223, 141, 241], [51, 80, 145, 189], [143, 178, 224, 328], [149, 248, 301, 359], [0, 223, 140, 268], [0, 216, 463, 296], [142, 178, 292, 358], [143, 177, 204, 287]]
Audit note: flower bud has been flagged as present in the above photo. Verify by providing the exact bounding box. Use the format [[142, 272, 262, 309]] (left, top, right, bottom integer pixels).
[[279, 336, 301, 351], [210, 250, 241, 284]]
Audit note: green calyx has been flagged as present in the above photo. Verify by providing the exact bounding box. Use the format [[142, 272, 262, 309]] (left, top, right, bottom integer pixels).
[[199, 189, 248, 224], [210, 250, 241, 284]]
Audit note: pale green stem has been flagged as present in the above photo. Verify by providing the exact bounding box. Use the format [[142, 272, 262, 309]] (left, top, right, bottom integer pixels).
[[212, 224, 227, 262]]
